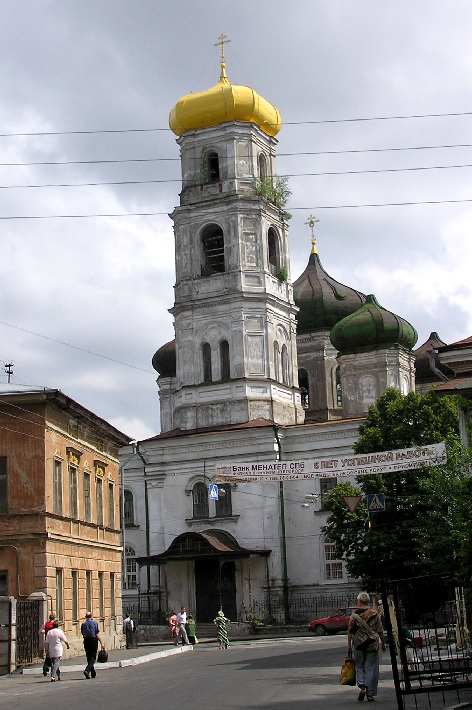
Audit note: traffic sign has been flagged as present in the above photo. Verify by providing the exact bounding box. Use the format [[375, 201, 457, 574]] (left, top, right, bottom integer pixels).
[[342, 496, 363, 512], [366, 493, 386, 512], [208, 483, 219, 500]]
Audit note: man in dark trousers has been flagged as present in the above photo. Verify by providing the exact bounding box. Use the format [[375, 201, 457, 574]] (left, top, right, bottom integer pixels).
[[81, 612, 103, 679]]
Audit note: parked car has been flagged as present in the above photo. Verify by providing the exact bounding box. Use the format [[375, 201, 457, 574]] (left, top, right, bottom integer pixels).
[[308, 607, 356, 635]]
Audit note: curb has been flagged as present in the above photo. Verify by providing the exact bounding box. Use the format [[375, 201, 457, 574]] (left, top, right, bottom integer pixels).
[[22, 645, 193, 675]]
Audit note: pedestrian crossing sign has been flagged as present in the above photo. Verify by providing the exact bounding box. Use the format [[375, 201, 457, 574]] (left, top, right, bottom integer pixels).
[[208, 483, 219, 500], [366, 493, 385, 512]]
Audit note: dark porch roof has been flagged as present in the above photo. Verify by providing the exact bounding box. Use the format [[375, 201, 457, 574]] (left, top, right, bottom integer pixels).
[[136, 530, 271, 565]]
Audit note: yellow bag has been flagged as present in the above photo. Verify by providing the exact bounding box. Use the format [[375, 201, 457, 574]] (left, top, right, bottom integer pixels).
[[340, 657, 356, 686]]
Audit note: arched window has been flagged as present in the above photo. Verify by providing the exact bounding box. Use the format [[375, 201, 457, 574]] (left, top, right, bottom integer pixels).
[[336, 366, 343, 408], [274, 342, 280, 382], [202, 343, 212, 383], [268, 227, 280, 276], [201, 224, 225, 275], [192, 482, 209, 519], [215, 484, 232, 517], [124, 545, 137, 590], [220, 340, 230, 381], [205, 151, 220, 183], [258, 153, 267, 179], [298, 368, 309, 408], [124, 489, 134, 527], [281, 345, 289, 386]]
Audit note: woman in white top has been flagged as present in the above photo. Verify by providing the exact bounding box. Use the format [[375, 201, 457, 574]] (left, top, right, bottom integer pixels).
[[44, 622, 69, 682]]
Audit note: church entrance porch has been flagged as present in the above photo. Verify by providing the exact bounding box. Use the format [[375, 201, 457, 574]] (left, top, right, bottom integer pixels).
[[136, 530, 270, 624]]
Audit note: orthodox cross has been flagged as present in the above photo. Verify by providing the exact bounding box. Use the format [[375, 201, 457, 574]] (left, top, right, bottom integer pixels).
[[305, 215, 319, 254], [214, 33, 231, 81]]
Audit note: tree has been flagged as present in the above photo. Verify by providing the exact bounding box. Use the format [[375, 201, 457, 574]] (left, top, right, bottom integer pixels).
[[323, 389, 472, 588]]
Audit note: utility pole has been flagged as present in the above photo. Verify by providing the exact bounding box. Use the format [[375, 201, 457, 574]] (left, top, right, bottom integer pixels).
[[4, 363, 14, 383], [273, 425, 290, 625]]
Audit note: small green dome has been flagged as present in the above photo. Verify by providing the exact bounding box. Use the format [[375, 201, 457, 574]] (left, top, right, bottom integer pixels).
[[330, 294, 418, 354]]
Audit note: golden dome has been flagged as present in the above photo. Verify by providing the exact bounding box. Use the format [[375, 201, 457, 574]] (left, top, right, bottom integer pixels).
[[169, 64, 281, 138]]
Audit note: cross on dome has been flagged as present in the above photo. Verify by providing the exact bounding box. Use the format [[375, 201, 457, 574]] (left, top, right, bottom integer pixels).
[[214, 32, 231, 81], [305, 215, 320, 254]]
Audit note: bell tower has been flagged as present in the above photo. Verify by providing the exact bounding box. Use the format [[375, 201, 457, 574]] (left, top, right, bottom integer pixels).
[[166, 46, 304, 430]]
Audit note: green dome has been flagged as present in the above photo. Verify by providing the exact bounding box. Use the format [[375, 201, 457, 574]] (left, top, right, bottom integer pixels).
[[293, 251, 366, 333], [330, 295, 418, 354]]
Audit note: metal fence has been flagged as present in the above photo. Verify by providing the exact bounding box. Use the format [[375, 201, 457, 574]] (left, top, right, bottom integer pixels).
[[123, 592, 167, 625], [241, 590, 359, 624], [381, 575, 472, 710], [16, 599, 42, 666]]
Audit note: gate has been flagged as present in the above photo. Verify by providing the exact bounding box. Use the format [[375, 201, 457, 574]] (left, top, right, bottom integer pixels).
[[381, 575, 472, 709], [16, 599, 41, 666]]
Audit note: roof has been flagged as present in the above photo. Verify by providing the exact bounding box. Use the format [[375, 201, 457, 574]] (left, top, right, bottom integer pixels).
[[293, 251, 365, 334], [136, 530, 270, 565], [438, 335, 472, 352], [140, 417, 276, 443], [0, 388, 131, 444], [152, 339, 176, 378], [414, 331, 449, 383]]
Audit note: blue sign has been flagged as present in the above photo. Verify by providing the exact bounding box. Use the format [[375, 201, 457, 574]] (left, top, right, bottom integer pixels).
[[208, 483, 219, 500], [366, 493, 386, 512]]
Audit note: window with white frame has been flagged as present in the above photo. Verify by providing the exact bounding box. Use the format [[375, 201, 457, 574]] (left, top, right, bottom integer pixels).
[[124, 545, 137, 590], [324, 543, 344, 581]]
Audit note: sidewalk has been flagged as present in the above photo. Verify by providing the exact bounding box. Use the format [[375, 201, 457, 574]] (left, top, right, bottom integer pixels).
[[21, 643, 193, 675]]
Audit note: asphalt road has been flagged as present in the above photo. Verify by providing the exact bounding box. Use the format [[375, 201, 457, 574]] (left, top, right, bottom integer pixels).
[[1, 637, 471, 710]]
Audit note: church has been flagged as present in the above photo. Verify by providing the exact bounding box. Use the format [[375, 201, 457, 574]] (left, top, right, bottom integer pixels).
[[120, 48, 469, 626]]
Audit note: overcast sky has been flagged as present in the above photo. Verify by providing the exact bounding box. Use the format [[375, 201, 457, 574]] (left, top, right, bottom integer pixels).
[[1, 1, 471, 440]]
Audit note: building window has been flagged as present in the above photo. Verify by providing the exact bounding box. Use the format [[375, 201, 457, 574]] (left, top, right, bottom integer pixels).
[[96, 477, 103, 526], [324, 544, 344, 580], [258, 152, 267, 179], [53, 460, 63, 515], [215, 484, 232, 517], [202, 343, 212, 384], [56, 569, 63, 621], [124, 489, 134, 527], [110, 573, 116, 619], [124, 546, 137, 590], [205, 151, 220, 183], [274, 342, 280, 382], [281, 344, 289, 386], [192, 482, 209, 519], [336, 366, 343, 408], [83, 472, 91, 522], [0, 571, 7, 595], [86, 570, 92, 612], [268, 227, 280, 276], [298, 368, 309, 408], [108, 482, 115, 528], [220, 340, 230, 381], [98, 572, 104, 620], [320, 477, 337, 510], [201, 224, 225, 275], [71, 570, 79, 623], [0, 457, 7, 514], [69, 465, 78, 519]]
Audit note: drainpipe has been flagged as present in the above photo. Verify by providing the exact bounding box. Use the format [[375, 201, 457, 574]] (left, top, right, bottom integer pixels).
[[272, 426, 290, 625], [134, 443, 151, 594]]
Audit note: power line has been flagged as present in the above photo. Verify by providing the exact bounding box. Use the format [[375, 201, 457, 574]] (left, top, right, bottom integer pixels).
[[3, 142, 472, 167], [3, 161, 472, 190], [1, 197, 472, 220], [0, 320, 154, 373], [1, 110, 472, 138]]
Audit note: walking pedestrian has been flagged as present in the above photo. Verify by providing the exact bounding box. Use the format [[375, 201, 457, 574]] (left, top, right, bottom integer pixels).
[[81, 611, 104, 679], [175, 607, 189, 645], [348, 592, 386, 702], [185, 614, 197, 645], [44, 621, 69, 682], [168, 610, 177, 641], [42, 612, 56, 677], [213, 610, 230, 650], [123, 613, 136, 649]]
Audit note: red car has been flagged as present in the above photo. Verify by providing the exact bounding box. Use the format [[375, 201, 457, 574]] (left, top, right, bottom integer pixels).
[[308, 607, 356, 635]]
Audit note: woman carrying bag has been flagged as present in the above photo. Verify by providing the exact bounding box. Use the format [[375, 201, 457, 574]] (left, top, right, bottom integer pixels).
[[347, 592, 386, 702]]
